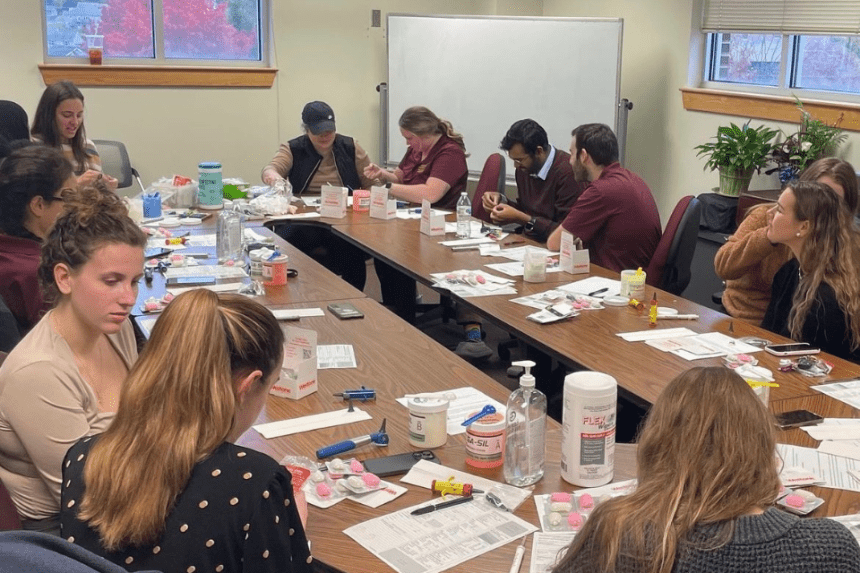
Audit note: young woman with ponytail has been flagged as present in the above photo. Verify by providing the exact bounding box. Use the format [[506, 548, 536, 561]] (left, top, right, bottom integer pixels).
[[0, 187, 145, 533], [364, 106, 468, 209], [60, 290, 313, 573]]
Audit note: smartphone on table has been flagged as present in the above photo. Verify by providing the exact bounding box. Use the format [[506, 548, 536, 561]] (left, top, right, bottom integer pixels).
[[774, 409, 824, 429], [327, 302, 365, 320], [362, 450, 439, 477], [764, 343, 820, 357]]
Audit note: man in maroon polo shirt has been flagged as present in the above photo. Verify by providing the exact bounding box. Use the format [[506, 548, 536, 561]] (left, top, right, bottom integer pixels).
[[547, 123, 661, 273]]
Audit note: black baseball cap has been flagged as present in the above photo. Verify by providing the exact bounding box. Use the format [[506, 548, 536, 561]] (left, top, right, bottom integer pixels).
[[302, 101, 336, 134]]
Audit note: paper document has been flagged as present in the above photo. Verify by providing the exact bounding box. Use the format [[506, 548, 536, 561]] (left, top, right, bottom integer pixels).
[[270, 308, 325, 321], [429, 269, 516, 298], [343, 494, 536, 573], [163, 265, 248, 279], [802, 419, 860, 441], [317, 344, 357, 369], [617, 327, 697, 342], [828, 514, 860, 544], [531, 532, 576, 573], [167, 283, 244, 296], [266, 212, 322, 221], [776, 443, 860, 492], [559, 277, 621, 297], [495, 246, 557, 263], [401, 460, 531, 512], [253, 408, 371, 439], [485, 261, 562, 277], [812, 379, 860, 410]]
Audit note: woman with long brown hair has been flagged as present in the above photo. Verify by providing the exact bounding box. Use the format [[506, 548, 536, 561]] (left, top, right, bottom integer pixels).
[[552, 367, 860, 573], [0, 187, 145, 534], [762, 180, 860, 362], [60, 290, 313, 573], [715, 157, 858, 323]]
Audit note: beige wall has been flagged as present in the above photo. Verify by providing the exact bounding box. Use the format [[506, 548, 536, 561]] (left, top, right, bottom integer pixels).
[[3, 0, 857, 218]]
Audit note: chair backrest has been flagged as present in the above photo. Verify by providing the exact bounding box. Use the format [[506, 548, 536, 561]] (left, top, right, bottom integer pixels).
[[645, 196, 702, 295], [0, 479, 20, 531], [471, 153, 506, 223], [91, 140, 133, 189], [0, 296, 19, 354]]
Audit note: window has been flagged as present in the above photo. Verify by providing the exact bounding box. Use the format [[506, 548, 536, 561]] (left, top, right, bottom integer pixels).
[[43, 0, 264, 64], [704, 33, 860, 96], [700, 0, 860, 98]]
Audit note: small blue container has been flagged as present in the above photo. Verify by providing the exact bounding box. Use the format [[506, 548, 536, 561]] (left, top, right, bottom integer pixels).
[[142, 192, 162, 219]]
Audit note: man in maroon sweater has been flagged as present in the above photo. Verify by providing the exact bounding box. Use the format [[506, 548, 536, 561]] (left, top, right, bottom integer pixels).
[[483, 119, 583, 242], [457, 120, 583, 361]]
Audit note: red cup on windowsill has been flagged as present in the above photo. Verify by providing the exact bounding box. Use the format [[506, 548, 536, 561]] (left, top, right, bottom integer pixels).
[[86, 35, 103, 65]]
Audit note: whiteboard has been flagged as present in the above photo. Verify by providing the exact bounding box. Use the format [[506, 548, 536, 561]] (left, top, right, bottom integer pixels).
[[386, 15, 623, 176]]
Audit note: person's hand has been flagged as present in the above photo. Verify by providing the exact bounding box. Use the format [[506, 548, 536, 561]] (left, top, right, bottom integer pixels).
[[76, 169, 102, 188], [482, 191, 502, 211], [363, 163, 388, 181], [490, 203, 528, 224], [102, 174, 118, 191], [262, 169, 284, 187]]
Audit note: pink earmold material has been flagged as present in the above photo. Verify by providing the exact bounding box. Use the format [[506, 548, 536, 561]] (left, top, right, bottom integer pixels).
[[550, 492, 571, 503], [350, 460, 364, 473], [315, 483, 332, 497], [578, 493, 594, 510], [362, 473, 380, 487], [568, 512, 584, 530], [784, 494, 804, 508]]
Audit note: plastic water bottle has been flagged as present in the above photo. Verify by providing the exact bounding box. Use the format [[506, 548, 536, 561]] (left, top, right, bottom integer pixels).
[[216, 204, 243, 263], [503, 360, 546, 486], [456, 191, 471, 239]]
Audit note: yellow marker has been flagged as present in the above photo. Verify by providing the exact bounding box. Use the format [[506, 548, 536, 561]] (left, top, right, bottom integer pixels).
[[649, 292, 658, 328]]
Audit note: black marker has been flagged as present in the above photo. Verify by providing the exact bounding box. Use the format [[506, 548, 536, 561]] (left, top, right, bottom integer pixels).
[[410, 496, 474, 516]]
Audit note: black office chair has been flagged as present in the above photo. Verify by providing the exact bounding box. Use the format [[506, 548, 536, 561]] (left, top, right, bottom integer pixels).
[[0, 296, 20, 353], [91, 139, 143, 193], [646, 196, 702, 295]]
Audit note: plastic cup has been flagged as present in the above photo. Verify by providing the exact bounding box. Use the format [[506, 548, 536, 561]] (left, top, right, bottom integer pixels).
[[523, 247, 547, 283], [620, 269, 646, 300], [86, 35, 103, 65]]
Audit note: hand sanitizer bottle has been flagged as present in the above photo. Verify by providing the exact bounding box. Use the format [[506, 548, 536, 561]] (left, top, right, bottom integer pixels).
[[216, 203, 243, 264], [503, 360, 546, 486], [456, 191, 471, 239]]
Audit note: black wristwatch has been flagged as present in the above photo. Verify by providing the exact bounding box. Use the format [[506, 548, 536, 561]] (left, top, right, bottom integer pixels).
[[524, 217, 537, 233]]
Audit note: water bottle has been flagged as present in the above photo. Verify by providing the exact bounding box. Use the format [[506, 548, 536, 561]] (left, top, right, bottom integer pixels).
[[503, 360, 546, 486], [456, 191, 471, 239], [216, 204, 243, 263]]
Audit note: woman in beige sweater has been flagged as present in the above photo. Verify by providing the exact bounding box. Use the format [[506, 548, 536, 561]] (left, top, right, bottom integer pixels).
[[715, 158, 857, 323]]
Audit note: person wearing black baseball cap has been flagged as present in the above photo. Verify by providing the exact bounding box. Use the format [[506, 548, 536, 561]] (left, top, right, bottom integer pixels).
[[260, 101, 375, 290]]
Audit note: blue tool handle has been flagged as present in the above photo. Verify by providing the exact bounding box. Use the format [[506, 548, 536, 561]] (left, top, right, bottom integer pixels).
[[316, 440, 356, 459]]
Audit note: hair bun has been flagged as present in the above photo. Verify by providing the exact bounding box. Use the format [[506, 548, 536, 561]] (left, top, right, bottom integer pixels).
[[65, 185, 129, 226]]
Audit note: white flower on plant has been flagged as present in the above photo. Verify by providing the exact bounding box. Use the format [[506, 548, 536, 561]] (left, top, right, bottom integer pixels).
[[801, 141, 812, 151]]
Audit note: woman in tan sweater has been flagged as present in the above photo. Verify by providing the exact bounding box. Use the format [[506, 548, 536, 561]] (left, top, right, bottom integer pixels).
[[714, 158, 857, 323]]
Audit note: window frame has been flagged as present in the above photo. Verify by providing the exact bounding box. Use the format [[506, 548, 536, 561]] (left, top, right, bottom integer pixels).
[[40, 0, 271, 69]]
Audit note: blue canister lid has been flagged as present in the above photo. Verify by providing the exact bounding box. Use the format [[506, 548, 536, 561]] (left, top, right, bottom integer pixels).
[[198, 162, 222, 169]]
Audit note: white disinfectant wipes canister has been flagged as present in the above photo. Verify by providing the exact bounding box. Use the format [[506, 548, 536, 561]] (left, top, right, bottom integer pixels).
[[561, 371, 617, 487]]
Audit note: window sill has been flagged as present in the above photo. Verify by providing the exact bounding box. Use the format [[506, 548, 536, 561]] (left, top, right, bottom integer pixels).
[[680, 87, 860, 132], [38, 64, 277, 88]]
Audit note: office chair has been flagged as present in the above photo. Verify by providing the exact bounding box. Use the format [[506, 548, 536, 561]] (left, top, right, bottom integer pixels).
[[645, 196, 702, 295], [470, 153, 506, 223], [0, 477, 19, 531], [0, 297, 20, 353], [91, 139, 143, 192]]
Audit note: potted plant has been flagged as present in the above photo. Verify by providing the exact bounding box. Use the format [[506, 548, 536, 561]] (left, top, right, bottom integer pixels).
[[695, 121, 779, 197], [766, 100, 847, 184]]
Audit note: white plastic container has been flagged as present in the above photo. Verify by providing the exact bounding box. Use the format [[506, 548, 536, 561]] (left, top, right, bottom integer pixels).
[[503, 360, 546, 486], [561, 371, 617, 487], [198, 162, 223, 209], [408, 397, 449, 448]]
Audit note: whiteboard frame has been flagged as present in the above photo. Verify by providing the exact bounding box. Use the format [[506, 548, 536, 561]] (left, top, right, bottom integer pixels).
[[383, 14, 625, 178]]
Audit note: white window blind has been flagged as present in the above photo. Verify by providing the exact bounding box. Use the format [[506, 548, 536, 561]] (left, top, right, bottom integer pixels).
[[702, 0, 860, 34]]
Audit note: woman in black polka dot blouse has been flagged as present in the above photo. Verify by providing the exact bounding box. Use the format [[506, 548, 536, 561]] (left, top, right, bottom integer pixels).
[[59, 290, 313, 573]]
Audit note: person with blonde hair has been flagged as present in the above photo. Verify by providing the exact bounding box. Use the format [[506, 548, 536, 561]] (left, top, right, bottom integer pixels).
[[365, 106, 469, 320], [552, 367, 860, 573], [364, 105, 468, 210], [715, 157, 858, 323], [762, 180, 860, 362], [60, 290, 313, 573], [0, 187, 145, 534]]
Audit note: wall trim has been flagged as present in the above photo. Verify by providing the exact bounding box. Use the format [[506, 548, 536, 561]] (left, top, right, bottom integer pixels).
[[38, 64, 277, 88]]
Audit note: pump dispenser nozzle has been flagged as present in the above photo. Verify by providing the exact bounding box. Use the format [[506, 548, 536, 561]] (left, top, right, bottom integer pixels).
[[512, 360, 536, 388]]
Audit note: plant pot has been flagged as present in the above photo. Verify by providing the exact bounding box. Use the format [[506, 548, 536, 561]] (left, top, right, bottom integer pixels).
[[718, 167, 754, 197]]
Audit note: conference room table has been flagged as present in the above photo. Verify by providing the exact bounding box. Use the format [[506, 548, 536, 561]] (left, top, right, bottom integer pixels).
[[268, 209, 860, 406]]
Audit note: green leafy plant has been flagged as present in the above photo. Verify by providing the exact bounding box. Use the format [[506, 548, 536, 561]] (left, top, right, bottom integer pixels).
[[695, 121, 779, 175], [766, 99, 848, 182]]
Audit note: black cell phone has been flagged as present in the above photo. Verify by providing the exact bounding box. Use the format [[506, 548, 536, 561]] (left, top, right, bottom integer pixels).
[[774, 409, 824, 429], [327, 302, 364, 320], [362, 450, 439, 477], [165, 276, 217, 286], [764, 343, 821, 357]]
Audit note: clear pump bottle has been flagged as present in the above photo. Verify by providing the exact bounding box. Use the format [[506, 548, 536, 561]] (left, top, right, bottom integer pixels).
[[503, 360, 547, 486], [456, 191, 471, 239], [216, 203, 243, 263]]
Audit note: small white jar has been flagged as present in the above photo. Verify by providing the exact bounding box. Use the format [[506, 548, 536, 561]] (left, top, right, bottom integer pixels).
[[408, 397, 449, 448]]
